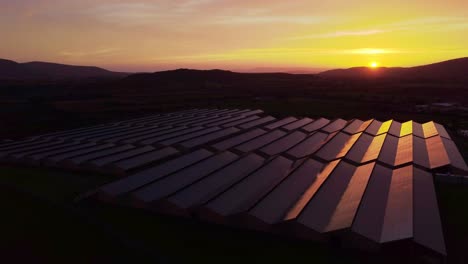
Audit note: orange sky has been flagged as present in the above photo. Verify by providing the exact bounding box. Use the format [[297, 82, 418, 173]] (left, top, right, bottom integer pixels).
[[1, 0, 468, 72]]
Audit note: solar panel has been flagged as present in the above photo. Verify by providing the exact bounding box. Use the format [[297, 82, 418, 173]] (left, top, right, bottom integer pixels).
[[1, 108, 465, 256]]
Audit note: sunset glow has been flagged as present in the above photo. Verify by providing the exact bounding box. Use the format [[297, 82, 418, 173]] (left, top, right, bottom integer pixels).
[[370, 62, 379, 68], [1, 1, 468, 72]]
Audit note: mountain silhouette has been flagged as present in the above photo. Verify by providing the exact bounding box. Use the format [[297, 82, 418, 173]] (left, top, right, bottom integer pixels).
[[0, 59, 126, 80], [319, 57, 468, 81]]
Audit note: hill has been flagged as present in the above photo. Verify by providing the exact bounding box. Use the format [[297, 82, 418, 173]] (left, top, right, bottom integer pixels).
[[0, 59, 127, 80], [319, 57, 468, 81]]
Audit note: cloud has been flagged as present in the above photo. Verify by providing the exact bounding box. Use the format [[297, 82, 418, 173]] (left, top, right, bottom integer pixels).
[[60, 48, 121, 57], [293, 29, 386, 39], [213, 15, 328, 25], [343, 48, 401, 55]]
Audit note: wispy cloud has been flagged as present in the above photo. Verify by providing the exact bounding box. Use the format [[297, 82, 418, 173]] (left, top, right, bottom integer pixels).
[[60, 48, 121, 57], [214, 15, 328, 25], [293, 29, 386, 39], [151, 47, 403, 62], [343, 48, 401, 55]]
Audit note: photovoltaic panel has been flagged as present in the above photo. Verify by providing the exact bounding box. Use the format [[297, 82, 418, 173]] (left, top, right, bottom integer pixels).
[[282, 118, 314, 131], [235, 130, 287, 153], [212, 129, 267, 151], [413, 167, 446, 254], [287, 132, 330, 159], [301, 118, 330, 133], [264, 117, 298, 130], [239, 116, 276, 129], [202, 156, 293, 217], [248, 159, 325, 225], [320, 119, 348, 133], [168, 154, 265, 211], [99, 149, 213, 197], [260, 131, 307, 156], [1, 108, 463, 256], [133, 151, 238, 203]]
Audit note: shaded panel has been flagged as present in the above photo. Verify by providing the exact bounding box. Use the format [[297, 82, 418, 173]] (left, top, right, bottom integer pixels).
[[0, 140, 64, 158], [345, 133, 374, 164], [102, 126, 175, 143], [364, 120, 383, 136], [249, 159, 325, 224], [412, 136, 430, 168], [8, 141, 82, 160], [31, 124, 115, 140], [133, 152, 238, 202], [315, 132, 362, 161], [212, 129, 267, 151], [239, 109, 264, 116], [110, 147, 179, 172], [296, 161, 357, 232], [321, 162, 375, 232], [425, 136, 450, 169], [179, 127, 240, 149], [260, 131, 307, 156], [287, 132, 329, 159], [352, 164, 392, 242], [159, 127, 221, 146], [380, 165, 413, 242], [412, 122, 424, 138], [377, 134, 399, 166], [164, 115, 221, 127], [302, 118, 330, 133], [343, 119, 373, 134], [239, 116, 276, 129], [178, 115, 229, 127], [204, 156, 293, 216], [44, 143, 114, 164], [284, 160, 340, 221], [388, 121, 402, 137], [0, 139, 48, 150], [320, 119, 348, 133], [67, 145, 135, 166], [121, 126, 190, 144], [72, 125, 148, 142], [221, 116, 260, 128], [139, 127, 205, 145], [168, 154, 265, 209], [198, 115, 246, 127], [413, 168, 446, 255], [89, 146, 155, 168], [235, 130, 287, 153], [435, 123, 450, 139], [205, 115, 251, 127], [264, 117, 298, 130], [441, 137, 468, 172], [99, 149, 213, 197], [282, 118, 314, 131]]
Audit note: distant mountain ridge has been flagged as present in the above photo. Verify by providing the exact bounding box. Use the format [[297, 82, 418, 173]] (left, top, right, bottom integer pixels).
[[0, 59, 127, 80], [2, 57, 468, 81], [319, 57, 468, 80]]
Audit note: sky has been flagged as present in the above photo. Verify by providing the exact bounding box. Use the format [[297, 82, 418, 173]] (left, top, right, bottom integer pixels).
[[1, 0, 468, 72]]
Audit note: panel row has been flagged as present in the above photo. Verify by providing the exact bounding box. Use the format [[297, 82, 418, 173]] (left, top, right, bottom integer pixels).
[[95, 150, 446, 255]]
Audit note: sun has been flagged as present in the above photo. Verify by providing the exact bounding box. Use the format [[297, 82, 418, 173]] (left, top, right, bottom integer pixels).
[[369, 61, 379, 68]]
